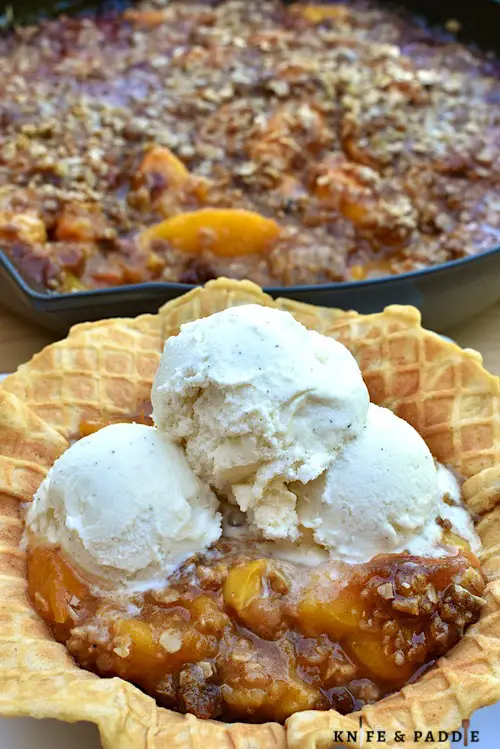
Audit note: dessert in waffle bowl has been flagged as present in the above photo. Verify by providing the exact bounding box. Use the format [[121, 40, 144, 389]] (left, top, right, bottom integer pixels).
[[1, 278, 500, 749]]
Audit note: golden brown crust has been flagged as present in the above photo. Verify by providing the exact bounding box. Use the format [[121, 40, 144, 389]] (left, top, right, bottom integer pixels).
[[1, 278, 500, 748]]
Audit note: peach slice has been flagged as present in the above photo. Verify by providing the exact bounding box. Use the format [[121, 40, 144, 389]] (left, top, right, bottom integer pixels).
[[297, 584, 362, 638], [188, 595, 230, 636], [348, 631, 413, 685], [135, 146, 190, 191], [117, 618, 159, 662], [55, 203, 107, 243], [124, 9, 168, 28], [27, 547, 88, 626], [223, 560, 267, 614], [290, 5, 349, 23], [139, 209, 281, 256], [313, 165, 372, 225], [274, 678, 322, 722]]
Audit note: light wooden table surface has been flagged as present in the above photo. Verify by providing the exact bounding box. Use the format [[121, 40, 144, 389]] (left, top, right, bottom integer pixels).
[[0, 301, 500, 375]]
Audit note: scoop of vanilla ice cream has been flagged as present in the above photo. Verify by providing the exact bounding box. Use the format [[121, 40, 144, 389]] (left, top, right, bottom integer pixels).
[[152, 304, 369, 541], [295, 403, 446, 562], [25, 423, 221, 591], [223, 459, 481, 568]]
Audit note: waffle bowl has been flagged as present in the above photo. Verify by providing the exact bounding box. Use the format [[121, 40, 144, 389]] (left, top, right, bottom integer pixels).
[[1, 278, 500, 748]]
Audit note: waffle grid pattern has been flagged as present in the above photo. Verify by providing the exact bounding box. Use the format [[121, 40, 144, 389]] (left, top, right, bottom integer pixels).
[[328, 308, 500, 481], [0, 278, 499, 748], [2, 315, 167, 442]]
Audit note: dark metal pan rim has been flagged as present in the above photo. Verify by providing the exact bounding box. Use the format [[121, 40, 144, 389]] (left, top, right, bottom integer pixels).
[[2, 241, 500, 307]]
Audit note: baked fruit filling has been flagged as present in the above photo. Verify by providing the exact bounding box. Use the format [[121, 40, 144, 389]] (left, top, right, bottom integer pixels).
[[27, 542, 485, 722], [1, 0, 499, 289], [24, 304, 487, 724]]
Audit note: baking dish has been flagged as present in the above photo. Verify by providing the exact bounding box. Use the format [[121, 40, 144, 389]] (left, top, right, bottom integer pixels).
[[0, 0, 499, 334]]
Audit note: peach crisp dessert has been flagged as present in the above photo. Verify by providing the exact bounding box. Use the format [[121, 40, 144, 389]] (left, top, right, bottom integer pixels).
[[1, 1, 499, 290], [24, 301, 487, 724]]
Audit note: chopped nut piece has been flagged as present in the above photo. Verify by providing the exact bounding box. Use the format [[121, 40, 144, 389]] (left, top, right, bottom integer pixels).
[[377, 582, 395, 600], [268, 567, 290, 595], [231, 650, 252, 663], [394, 650, 405, 666], [393, 596, 420, 616], [458, 567, 485, 596], [113, 640, 131, 659], [426, 585, 438, 604], [159, 630, 182, 654], [198, 661, 215, 679], [151, 589, 180, 605], [453, 584, 486, 609]]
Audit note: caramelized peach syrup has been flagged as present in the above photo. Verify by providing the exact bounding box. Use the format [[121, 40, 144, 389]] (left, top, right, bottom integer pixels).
[[27, 541, 486, 723]]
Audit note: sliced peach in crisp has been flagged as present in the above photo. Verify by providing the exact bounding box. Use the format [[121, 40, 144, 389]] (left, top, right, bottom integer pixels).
[[135, 145, 190, 191], [115, 614, 217, 681], [223, 561, 288, 639], [313, 163, 371, 221], [348, 631, 414, 685], [133, 145, 210, 216], [221, 656, 320, 722], [55, 203, 107, 243], [188, 595, 230, 635], [117, 618, 159, 662], [27, 546, 88, 626], [140, 209, 281, 257], [124, 8, 168, 27], [290, 5, 349, 24], [223, 560, 267, 614], [177, 626, 218, 664], [79, 407, 153, 438], [297, 582, 362, 638], [79, 419, 108, 438], [271, 678, 322, 722]]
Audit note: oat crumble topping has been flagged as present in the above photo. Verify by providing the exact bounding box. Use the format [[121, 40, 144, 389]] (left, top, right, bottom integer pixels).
[[0, 0, 499, 290]]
